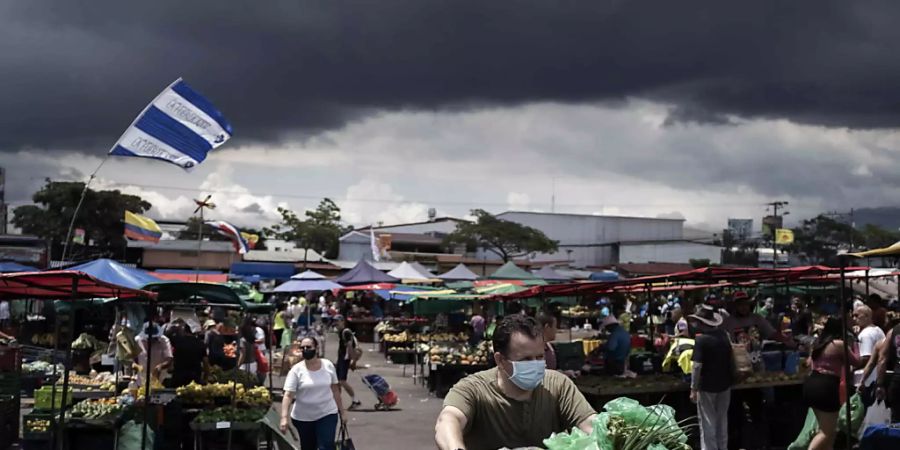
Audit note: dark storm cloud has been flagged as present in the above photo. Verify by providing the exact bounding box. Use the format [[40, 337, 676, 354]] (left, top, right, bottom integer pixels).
[[2, 0, 900, 152]]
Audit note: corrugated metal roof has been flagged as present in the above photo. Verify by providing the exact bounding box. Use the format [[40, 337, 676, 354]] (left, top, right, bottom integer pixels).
[[127, 239, 235, 252]]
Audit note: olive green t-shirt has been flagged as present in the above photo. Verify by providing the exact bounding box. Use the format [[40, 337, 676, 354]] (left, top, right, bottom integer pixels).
[[443, 367, 596, 450]]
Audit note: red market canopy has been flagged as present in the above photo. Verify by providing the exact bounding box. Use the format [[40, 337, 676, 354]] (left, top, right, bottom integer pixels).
[[0, 270, 157, 300], [495, 265, 870, 299]]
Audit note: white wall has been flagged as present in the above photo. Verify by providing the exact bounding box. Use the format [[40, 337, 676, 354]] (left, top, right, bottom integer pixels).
[[619, 242, 722, 264]]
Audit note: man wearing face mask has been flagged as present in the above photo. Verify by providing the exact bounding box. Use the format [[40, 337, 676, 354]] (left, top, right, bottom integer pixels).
[[435, 315, 596, 450]]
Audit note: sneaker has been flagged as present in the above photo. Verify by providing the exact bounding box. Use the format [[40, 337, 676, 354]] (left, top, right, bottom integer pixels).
[[349, 400, 362, 410]]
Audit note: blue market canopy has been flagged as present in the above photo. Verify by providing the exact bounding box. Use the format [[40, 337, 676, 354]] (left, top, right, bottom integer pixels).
[[438, 263, 480, 281], [589, 270, 621, 281], [334, 260, 399, 285], [0, 262, 39, 273], [68, 258, 160, 290]]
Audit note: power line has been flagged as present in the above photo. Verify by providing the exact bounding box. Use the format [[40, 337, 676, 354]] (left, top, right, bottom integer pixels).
[[91, 180, 771, 210]]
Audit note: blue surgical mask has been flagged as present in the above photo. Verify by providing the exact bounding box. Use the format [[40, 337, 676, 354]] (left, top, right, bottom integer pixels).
[[504, 359, 546, 391]]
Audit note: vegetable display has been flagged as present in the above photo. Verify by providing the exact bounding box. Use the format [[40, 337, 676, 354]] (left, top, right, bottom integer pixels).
[[67, 398, 125, 421], [193, 406, 266, 424], [544, 397, 694, 450]]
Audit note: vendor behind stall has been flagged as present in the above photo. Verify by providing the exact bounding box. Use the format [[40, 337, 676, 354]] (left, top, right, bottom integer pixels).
[[167, 321, 206, 388], [434, 315, 596, 450], [208, 318, 239, 370], [601, 315, 631, 376], [136, 322, 173, 384]]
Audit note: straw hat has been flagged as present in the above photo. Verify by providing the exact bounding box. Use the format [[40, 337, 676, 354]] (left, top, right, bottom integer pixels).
[[689, 305, 724, 327]]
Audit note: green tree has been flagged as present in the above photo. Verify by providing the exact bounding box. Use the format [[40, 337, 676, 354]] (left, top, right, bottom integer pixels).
[[444, 209, 558, 262], [789, 215, 862, 265], [265, 198, 345, 258], [13, 180, 151, 259]]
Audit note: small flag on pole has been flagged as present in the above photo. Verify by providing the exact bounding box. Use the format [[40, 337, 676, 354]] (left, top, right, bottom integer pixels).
[[124, 211, 163, 244], [775, 228, 794, 245], [110, 78, 233, 170], [240, 232, 259, 250], [72, 228, 86, 245], [205, 220, 249, 254]]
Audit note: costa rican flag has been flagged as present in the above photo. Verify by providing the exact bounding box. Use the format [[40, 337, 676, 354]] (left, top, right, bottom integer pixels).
[[110, 78, 233, 170], [205, 220, 249, 254]]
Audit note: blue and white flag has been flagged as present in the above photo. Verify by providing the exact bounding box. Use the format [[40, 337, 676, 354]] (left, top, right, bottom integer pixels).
[[110, 78, 233, 170]]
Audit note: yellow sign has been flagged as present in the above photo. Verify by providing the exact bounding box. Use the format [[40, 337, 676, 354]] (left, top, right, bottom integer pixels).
[[775, 228, 794, 245]]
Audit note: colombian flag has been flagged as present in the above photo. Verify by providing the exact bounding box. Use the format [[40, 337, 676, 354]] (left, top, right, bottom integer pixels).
[[124, 211, 162, 243]]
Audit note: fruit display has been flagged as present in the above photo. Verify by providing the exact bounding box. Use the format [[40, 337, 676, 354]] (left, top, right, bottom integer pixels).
[[66, 398, 125, 421], [176, 381, 271, 407], [28, 333, 57, 347], [383, 331, 468, 344], [193, 406, 266, 424], [562, 306, 599, 319], [429, 340, 492, 366]]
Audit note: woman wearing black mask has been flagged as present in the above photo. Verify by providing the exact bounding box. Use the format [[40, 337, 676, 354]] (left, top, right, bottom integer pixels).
[[279, 337, 346, 450]]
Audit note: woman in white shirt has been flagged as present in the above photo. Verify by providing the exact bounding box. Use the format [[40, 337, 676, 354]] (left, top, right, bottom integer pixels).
[[280, 337, 346, 450]]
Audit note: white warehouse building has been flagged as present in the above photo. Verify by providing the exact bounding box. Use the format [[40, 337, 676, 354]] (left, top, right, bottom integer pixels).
[[493, 211, 722, 268]]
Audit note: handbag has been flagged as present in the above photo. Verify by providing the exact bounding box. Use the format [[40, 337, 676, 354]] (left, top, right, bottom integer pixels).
[[255, 345, 270, 374], [337, 421, 355, 450]]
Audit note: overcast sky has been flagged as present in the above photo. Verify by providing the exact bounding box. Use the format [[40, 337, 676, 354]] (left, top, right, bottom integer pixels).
[[3, 1, 900, 232]]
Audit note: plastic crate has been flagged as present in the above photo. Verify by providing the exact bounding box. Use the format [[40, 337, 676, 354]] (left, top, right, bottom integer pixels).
[[23, 412, 55, 441], [33, 386, 72, 411]]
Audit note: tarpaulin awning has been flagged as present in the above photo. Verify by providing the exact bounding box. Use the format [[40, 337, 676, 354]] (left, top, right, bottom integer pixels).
[[68, 258, 161, 290], [334, 260, 399, 285], [273, 278, 343, 293], [151, 270, 228, 283], [850, 241, 900, 258], [0, 271, 156, 300], [438, 263, 480, 281], [589, 270, 620, 281], [533, 266, 572, 282], [387, 262, 436, 282], [340, 283, 396, 291], [374, 285, 453, 301], [291, 270, 327, 280], [489, 261, 541, 280], [230, 262, 296, 281], [409, 261, 436, 278], [141, 281, 267, 310], [0, 262, 39, 273]]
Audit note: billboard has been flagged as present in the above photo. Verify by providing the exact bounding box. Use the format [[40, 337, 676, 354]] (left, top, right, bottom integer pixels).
[[761, 215, 783, 237], [727, 218, 753, 242]]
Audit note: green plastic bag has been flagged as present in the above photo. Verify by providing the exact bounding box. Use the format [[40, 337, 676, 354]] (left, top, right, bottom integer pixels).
[[788, 394, 864, 450], [543, 428, 600, 450], [117, 420, 154, 450]]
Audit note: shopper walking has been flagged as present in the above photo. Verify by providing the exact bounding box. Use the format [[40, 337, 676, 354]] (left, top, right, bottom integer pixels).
[[335, 315, 361, 409], [280, 337, 346, 450], [803, 317, 860, 450], [688, 305, 733, 450], [875, 320, 900, 421]]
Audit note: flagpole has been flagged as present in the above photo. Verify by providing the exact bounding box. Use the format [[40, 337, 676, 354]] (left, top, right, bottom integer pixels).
[[60, 155, 111, 264], [59, 79, 182, 265], [195, 207, 204, 283]]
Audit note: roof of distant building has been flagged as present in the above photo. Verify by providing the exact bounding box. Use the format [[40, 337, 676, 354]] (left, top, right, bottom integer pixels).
[[127, 239, 235, 252], [498, 211, 686, 222], [355, 217, 468, 231]]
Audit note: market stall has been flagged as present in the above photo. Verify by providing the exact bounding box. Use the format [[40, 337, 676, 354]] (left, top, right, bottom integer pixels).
[[0, 270, 156, 450]]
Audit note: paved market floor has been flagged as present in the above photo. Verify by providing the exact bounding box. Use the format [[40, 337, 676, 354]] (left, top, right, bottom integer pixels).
[[275, 335, 443, 450]]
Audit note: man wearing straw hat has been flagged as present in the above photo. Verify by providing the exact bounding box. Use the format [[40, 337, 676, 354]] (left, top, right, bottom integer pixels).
[[688, 305, 734, 450]]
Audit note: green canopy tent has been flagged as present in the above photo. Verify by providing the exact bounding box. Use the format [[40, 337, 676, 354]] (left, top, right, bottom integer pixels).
[[488, 261, 548, 286]]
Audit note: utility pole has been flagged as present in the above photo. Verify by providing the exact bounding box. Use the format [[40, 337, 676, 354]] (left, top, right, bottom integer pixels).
[[824, 208, 855, 253], [766, 201, 789, 268]]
